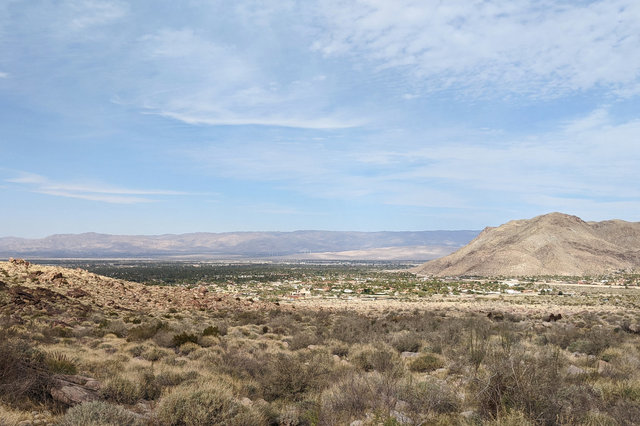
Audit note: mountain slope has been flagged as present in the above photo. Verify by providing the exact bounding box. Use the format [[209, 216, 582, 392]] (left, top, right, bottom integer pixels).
[[412, 213, 640, 276]]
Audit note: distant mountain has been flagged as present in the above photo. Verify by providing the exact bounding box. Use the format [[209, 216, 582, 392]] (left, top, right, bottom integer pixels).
[[0, 230, 479, 260], [412, 212, 640, 276]]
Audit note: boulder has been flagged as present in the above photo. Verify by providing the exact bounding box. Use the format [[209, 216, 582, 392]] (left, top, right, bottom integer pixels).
[[566, 365, 586, 376], [50, 374, 101, 406], [597, 360, 612, 374]]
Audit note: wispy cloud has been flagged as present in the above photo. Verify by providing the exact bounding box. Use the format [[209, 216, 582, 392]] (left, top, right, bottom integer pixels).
[[314, 0, 640, 97], [0, 72, 8, 78], [7, 172, 187, 204], [182, 107, 640, 214], [126, 28, 364, 129]]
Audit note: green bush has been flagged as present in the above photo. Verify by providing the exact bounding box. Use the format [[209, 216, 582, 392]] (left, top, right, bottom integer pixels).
[[202, 325, 220, 337], [59, 401, 142, 426], [45, 351, 77, 375], [172, 332, 199, 347], [408, 353, 444, 372]]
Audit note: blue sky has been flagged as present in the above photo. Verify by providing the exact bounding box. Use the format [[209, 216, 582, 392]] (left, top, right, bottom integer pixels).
[[1, 0, 640, 237]]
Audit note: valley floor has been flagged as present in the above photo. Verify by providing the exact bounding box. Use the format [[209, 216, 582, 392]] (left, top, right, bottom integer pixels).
[[2, 259, 640, 425]]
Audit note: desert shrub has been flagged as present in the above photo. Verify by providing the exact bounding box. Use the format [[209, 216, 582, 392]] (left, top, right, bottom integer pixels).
[[472, 347, 567, 423], [128, 344, 146, 358], [236, 310, 265, 326], [0, 404, 31, 426], [202, 325, 220, 337], [594, 379, 640, 403], [156, 382, 264, 425], [267, 312, 301, 335], [172, 332, 198, 347], [141, 346, 169, 362], [547, 326, 621, 355], [399, 377, 459, 424], [59, 401, 142, 426], [155, 370, 199, 388], [216, 345, 264, 379], [45, 351, 77, 375], [179, 342, 200, 355], [138, 371, 162, 400], [408, 353, 445, 372], [101, 376, 140, 405], [330, 341, 350, 357], [351, 344, 399, 373], [389, 330, 422, 353], [288, 330, 322, 350], [127, 320, 164, 342], [260, 352, 333, 401], [0, 339, 53, 406], [199, 335, 218, 347], [319, 371, 402, 425], [331, 315, 372, 344], [104, 319, 128, 338]]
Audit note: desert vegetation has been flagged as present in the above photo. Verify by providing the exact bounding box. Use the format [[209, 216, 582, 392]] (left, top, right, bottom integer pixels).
[[2, 259, 640, 425]]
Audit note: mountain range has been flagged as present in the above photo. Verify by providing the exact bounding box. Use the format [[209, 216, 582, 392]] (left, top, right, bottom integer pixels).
[[413, 212, 640, 276], [0, 230, 479, 260]]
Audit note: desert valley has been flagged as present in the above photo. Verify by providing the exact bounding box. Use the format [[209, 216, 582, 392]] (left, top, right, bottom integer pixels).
[[2, 213, 640, 425]]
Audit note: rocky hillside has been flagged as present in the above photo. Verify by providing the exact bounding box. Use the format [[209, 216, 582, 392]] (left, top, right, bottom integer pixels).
[[0, 258, 267, 320], [412, 213, 640, 277]]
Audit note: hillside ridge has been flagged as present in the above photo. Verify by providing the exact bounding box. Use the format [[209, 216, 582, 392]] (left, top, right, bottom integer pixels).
[[412, 212, 640, 277]]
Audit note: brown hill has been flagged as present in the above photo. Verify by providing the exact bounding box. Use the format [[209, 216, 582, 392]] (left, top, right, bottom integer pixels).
[[0, 258, 270, 322], [412, 212, 640, 277]]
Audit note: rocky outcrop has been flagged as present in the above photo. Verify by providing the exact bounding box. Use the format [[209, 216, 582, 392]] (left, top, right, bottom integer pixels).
[[50, 374, 101, 406]]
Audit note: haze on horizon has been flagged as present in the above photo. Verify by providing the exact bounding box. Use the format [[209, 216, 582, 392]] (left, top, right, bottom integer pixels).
[[1, 1, 640, 238]]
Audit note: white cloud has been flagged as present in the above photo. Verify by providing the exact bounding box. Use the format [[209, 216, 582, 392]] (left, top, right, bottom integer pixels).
[[7, 172, 187, 204], [128, 28, 363, 129], [314, 0, 640, 97], [0, 72, 8, 78]]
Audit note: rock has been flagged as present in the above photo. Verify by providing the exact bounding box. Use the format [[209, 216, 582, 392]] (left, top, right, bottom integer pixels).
[[401, 351, 420, 358], [67, 288, 89, 298], [433, 368, 449, 379], [391, 410, 410, 424], [350, 421, 364, 426], [460, 410, 477, 419], [50, 385, 98, 405], [395, 399, 409, 412], [50, 374, 101, 405], [17, 421, 32, 426], [9, 258, 30, 267], [85, 380, 101, 391], [566, 365, 586, 376], [597, 360, 612, 374], [333, 354, 341, 362], [240, 397, 253, 407]]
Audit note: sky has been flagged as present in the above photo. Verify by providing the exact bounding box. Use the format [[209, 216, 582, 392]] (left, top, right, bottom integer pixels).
[[1, 0, 640, 238]]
